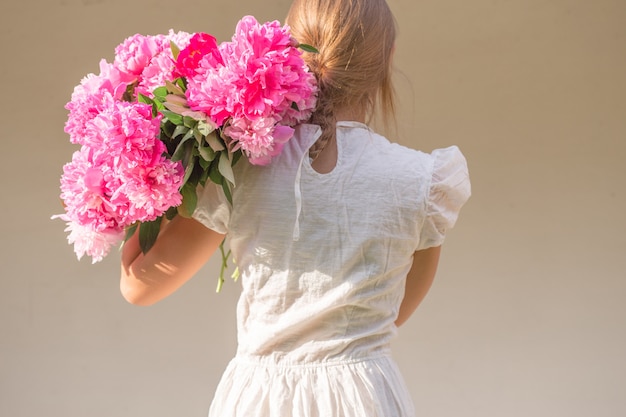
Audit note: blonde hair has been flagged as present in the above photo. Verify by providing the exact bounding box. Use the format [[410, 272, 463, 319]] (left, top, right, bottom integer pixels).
[[286, 0, 397, 159]]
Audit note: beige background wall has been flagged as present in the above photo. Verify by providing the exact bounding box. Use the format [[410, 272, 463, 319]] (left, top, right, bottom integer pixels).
[[1, 0, 624, 416]]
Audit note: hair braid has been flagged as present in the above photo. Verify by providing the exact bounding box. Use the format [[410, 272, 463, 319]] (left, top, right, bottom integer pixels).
[[307, 79, 337, 161], [286, 0, 397, 158]]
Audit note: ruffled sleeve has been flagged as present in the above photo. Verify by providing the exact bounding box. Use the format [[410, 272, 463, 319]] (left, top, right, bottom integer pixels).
[[417, 146, 471, 250], [191, 183, 231, 234]]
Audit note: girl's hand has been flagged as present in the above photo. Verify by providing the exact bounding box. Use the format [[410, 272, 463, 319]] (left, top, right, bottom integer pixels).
[[395, 246, 441, 326]]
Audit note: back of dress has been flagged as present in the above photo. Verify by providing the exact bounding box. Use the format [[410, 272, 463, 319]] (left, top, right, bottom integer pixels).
[[193, 121, 470, 416]]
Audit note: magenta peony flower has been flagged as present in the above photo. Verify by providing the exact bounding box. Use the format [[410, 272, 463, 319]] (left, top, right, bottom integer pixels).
[[174, 32, 220, 78]]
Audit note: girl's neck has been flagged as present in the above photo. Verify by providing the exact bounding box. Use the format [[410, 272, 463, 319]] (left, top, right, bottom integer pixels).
[[335, 106, 366, 123]]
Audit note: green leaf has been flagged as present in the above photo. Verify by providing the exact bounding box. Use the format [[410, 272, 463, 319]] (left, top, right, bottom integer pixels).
[[153, 86, 168, 99], [218, 151, 235, 186], [208, 158, 222, 185], [177, 182, 198, 218], [298, 43, 319, 53], [137, 93, 153, 105], [193, 128, 203, 143], [165, 206, 179, 220], [122, 82, 137, 102], [171, 135, 194, 162], [197, 120, 215, 136], [197, 156, 209, 169], [161, 120, 176, 140], [291, 101, 300, 111], [154, 99, 165, 112], [165, 80, 185, 97], [186, 160, 202, 186], [182, 154, 197, 184], [123, 223, 138, 243], [170, 40, 181, 61], [221, 178, 233, 205], [172, 124, 189, 139], [232, 150, 243, 166], [181, 128, 195, 144], [206, 131, 225, 151], [198, 138, 216, 161], [161, 110, 184, 125], [138, 217, 162, 254], [199, 164, 210, 185], [183, 116, 197, 129]]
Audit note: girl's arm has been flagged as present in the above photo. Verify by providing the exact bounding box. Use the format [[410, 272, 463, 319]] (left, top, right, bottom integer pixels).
[[120, 215, 225, 306], [395, 246, 441, 326]]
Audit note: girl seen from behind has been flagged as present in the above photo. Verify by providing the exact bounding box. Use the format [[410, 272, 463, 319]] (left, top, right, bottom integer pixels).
[[120, 0, 471, 415]]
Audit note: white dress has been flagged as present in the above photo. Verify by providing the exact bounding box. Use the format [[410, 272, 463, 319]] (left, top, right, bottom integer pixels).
[[193, 121, 471, 417]]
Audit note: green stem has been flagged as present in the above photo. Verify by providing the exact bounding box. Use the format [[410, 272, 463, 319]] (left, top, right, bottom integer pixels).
[[216, 239, 231, 293]]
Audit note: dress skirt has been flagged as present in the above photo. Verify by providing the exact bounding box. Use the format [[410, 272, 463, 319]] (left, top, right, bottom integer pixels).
[[208, 354, 416, 417]]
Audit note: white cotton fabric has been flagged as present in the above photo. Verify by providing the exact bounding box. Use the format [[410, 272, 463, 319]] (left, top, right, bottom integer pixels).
[[193, 121, 471, 417]]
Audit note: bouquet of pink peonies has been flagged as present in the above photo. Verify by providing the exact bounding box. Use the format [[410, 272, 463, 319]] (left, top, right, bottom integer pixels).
[[54, 16, 318, 285]]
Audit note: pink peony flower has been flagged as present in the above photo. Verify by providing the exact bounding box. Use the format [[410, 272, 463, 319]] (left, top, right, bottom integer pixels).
[[134, 52, 176, 97], [186, 62, 232, 125], [80, 100, 162, 164], [113, 31, 193, 98], [113, 157, 184, 224], [135, 31, 193, 97], [58, 21, 318, 263], [60, 141, 183, 238], [186, 16, 317, 165], [114, 34, 163, 77], [224, 116, 294, 165], [64, 60, 128, 145], [59, 98, 184, 262], [60, 147, 121, 232], [161, 29, 194, 54], [223, 16, 317, 123], [52, 214, 125, 263]]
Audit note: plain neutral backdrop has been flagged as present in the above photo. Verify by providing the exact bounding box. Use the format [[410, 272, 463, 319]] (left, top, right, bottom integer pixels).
[[1, 0, 624, 416]]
